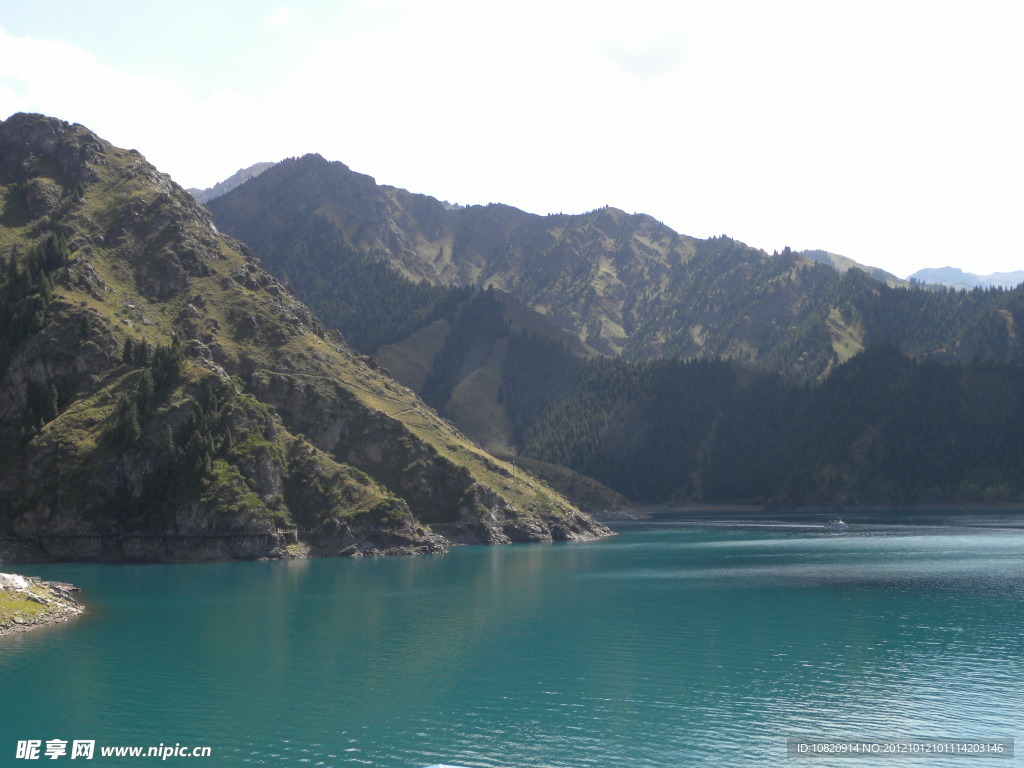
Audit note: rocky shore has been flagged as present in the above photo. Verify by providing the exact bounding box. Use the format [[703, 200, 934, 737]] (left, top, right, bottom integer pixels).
[[0, 572, 84, 637], [0, 502, 613, 563]]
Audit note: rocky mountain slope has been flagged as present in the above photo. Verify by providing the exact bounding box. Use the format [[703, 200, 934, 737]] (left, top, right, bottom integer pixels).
[[0, 114, 609, 562], [207, 154, 1024, 382]]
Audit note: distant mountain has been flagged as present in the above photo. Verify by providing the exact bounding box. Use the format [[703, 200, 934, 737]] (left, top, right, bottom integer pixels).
[[188, 161, 276, 204], [207, 154, 1024, 383], [0, 114, 608, 562], [801, 249, 908, 288], [910, 266, 1024, 290]]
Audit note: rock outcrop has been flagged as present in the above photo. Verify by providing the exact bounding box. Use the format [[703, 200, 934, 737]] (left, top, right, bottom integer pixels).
[[0, 572, 84, 636]]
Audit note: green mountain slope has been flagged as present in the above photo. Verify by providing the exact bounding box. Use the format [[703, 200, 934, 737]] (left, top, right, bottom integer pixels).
[[207, 154, 1024, 381], [372, 287, 594, 453], [0, 114, 609, 562]]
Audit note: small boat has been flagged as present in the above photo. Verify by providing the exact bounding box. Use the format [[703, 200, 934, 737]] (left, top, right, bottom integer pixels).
[[824, 518, 849, 530]]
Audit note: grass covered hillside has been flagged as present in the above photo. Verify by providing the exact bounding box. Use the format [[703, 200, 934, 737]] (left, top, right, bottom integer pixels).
[[0, 113, 609, 562]]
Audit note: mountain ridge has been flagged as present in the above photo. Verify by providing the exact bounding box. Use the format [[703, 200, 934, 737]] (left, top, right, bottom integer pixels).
[[800, 249, 908, 288], [208, 154, 1024, 384]]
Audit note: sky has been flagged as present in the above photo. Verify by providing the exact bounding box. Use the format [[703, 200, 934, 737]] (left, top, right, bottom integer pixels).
[[1, 0, 1022, 278]]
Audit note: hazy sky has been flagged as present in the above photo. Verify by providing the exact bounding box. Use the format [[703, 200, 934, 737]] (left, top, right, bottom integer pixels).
[[1, 0, 1022, 278]]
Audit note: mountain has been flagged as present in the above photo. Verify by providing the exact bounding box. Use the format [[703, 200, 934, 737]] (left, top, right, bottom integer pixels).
[[207, 154, 1024, 383], [207, 155, 840, 365], [910, 266, 1024, 290], [0, 114, 609, 562], [800, 249, 908, 288], [188, 161, 276, 205]]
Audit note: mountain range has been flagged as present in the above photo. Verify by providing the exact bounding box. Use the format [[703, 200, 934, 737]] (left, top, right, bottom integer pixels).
[[197, 153, 1024, 506], [909, 266, 1024, 290], [4, 113, 1024, 562], [207, 154, 1024, 384], [198, 162, 1021, 300]]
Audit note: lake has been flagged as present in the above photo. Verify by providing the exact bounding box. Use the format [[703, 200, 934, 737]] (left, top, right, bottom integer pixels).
[[3, 511, 1023, 767]]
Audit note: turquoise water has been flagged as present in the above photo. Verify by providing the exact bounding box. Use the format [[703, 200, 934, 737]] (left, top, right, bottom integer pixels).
[[3, 513, 1024, 767]]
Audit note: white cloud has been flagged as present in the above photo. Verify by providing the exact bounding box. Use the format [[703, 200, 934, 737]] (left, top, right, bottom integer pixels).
[[0, 25, 273, 189]]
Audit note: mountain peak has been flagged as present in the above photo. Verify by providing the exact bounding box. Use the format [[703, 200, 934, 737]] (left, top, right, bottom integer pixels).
[[0, 113, 106, 185]]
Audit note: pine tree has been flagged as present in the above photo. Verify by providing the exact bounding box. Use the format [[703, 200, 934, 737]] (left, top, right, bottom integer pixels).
[[135, 370, 154, 411], [125, 403, 141, 443]]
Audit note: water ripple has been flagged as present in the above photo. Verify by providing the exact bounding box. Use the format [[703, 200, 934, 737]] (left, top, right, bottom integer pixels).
[[4, 522, 1024, 767]]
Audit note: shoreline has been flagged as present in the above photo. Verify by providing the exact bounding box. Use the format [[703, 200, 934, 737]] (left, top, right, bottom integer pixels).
[[631, 502, 1024, 516], [0, 511, 614, 565], [0, 573, 84, 638]]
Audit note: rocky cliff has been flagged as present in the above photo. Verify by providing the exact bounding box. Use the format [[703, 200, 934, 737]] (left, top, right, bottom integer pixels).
[[0, 114, 610, 562]]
